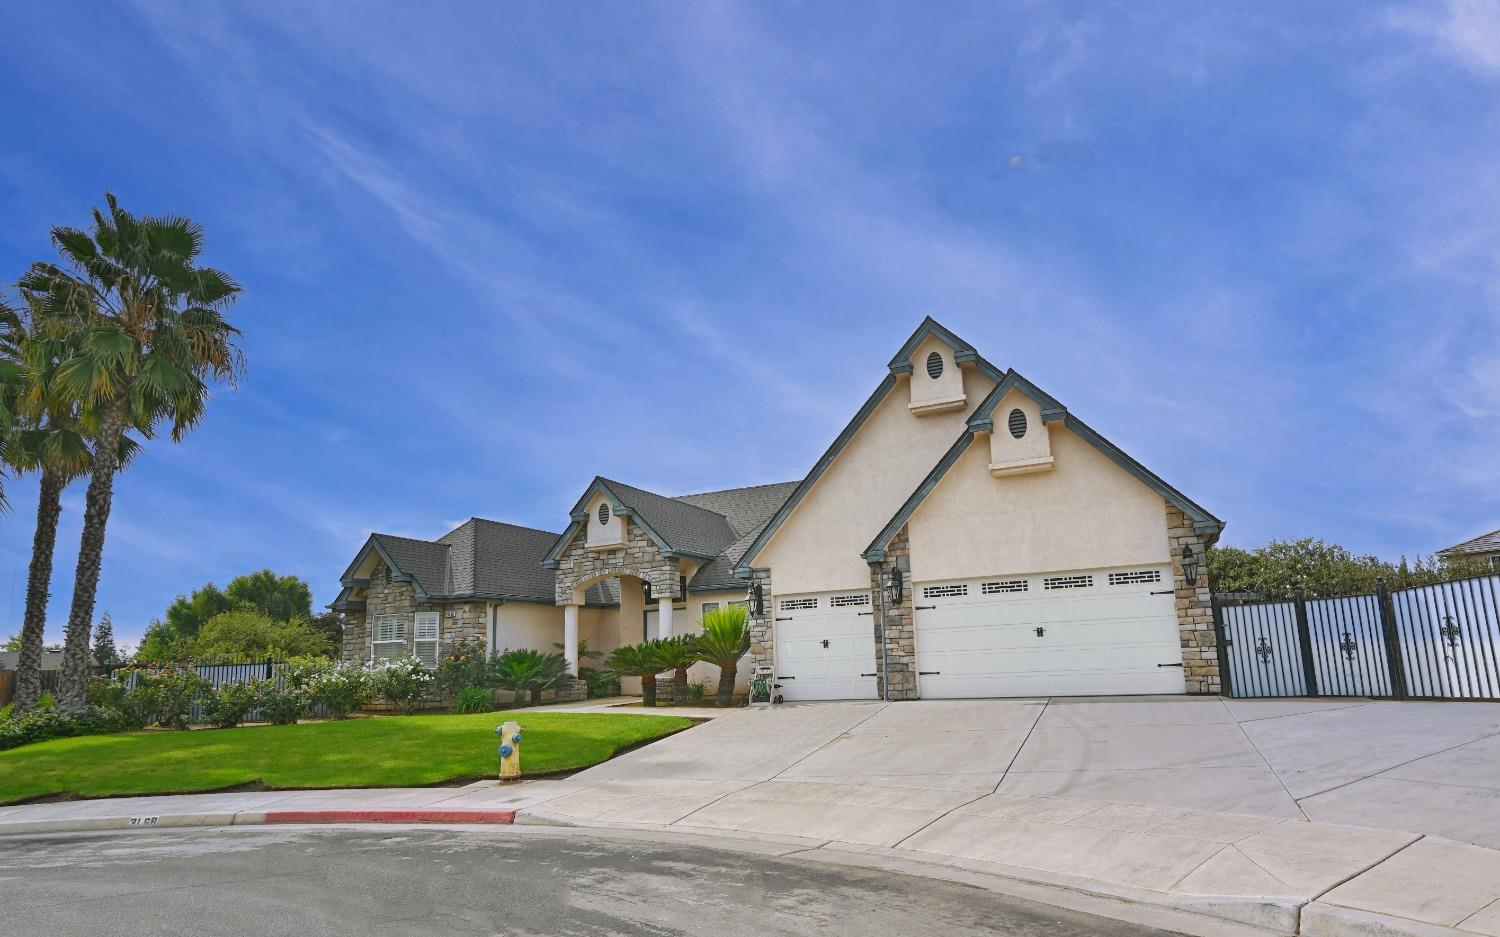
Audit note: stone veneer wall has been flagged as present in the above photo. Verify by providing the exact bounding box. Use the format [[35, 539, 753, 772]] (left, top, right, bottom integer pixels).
[[339, 562, 489, 666], [552, 516, 679, 606], [870, 525, 917, 700], [1169, 504, 1220, 695]]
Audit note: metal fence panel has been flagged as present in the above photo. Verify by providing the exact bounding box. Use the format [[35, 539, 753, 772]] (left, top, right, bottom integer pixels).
[[1391, 575, 1500, 701], [1305, 594, 1392, 697], [123, 662, 334, 722], [1220, 600, 1307, 697]]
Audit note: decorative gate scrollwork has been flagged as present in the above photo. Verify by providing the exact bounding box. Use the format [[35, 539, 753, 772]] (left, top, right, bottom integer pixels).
[[1340, 632, 1358, 661], [1255, 636, 1274, 664]]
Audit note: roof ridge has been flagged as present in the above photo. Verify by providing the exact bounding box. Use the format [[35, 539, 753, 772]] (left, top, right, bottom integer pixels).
[[372, 531, 448, 548], [464, 516, 562, 537], [673, 479, 801, 499]]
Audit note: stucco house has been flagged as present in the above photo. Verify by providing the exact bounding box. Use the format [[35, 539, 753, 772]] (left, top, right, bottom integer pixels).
[[334, 317, 1225, 702], [1438, 529, 1500, 571]]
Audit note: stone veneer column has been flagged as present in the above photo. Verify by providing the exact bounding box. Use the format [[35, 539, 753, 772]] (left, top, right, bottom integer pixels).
[[746, 568, 774, 676], [870, 525, 918, 701], [1168, 504, 1220, 695]]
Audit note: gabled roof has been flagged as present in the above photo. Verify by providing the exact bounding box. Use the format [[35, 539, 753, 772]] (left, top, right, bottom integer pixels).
[[1439, 528, 1500, 556], [862, 368, 1225, 561], [542, 476, 799, 588], [734, 316, 1001, 577], [338, 519, 572, 605]]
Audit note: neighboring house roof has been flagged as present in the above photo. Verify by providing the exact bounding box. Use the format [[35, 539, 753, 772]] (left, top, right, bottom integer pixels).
[[734, 316, 1003, 577], [862, 368, 1226, 561], [1439, 528, 1500, 556]]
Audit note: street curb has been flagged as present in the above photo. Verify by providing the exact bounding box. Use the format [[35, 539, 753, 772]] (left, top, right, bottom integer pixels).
[[0, 808, 516, 837], [262, 809, 516, 825]]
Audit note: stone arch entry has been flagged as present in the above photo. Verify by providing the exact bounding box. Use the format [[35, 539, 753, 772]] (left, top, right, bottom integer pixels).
[[562, 566, 676, 607]]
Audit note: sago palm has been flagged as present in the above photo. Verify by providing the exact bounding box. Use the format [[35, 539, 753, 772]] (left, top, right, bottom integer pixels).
[[652, 635, 699, 705], [489, 648, 567, 706], [19, 193, 242, 712], [693, 605, 751, 708], [605, 642, 667, 708]]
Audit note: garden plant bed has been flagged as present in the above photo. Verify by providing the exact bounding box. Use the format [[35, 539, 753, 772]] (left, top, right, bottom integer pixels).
[[0, 711, 693, 805]]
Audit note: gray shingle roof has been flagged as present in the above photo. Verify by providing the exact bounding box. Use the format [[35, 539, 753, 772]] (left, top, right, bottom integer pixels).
[[1440, 528, 1500, 556], [598, 477, 739, 558], [678, 482, 802, 590], [368, 533, 451, 596], [440, 518, 560, 601]]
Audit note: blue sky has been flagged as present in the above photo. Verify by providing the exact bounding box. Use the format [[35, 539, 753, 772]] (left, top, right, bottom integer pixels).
[[2, 1, 1498, 646]]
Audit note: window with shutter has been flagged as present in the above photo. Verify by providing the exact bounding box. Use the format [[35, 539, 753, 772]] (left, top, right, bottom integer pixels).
[[413, 612, 440, 667], [371, 615, 406, 662]]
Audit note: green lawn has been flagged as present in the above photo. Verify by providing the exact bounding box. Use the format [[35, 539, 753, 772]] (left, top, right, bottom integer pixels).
[[0, 711, 694, 804]]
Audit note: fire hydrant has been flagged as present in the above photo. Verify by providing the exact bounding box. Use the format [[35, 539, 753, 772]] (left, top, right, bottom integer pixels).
[[495, 720, 522, 781]]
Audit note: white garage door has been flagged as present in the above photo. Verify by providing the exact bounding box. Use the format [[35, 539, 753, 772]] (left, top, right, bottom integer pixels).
[[914, 566, 1184, 698], [773, 590, 879, 701]]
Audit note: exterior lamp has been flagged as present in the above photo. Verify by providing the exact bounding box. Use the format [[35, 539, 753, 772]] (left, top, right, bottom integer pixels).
[[885, 567, 904, 606], [748, 582, 764, 617], [1180, 543, 1200, 587], [642, 581, 653, 604]]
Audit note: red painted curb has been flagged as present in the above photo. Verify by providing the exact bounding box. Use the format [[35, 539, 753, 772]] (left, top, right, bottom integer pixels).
[[262, 809, 516, 825]]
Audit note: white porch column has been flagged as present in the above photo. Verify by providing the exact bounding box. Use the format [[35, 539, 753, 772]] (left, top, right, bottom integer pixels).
[[657, 597, 674, 640], [563, 604, 579, 675]]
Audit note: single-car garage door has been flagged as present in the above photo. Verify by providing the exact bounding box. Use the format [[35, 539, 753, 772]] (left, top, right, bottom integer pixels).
[[914, 566, 1184, 698], [774, 590, 879, 701]]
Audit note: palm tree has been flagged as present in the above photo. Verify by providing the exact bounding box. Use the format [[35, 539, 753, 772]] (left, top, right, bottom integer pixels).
[[489, 649, 567, 706], [693, 605, 751, 708], [652, 635, 699, 705], [19, 193, 242, 713], [605, 642, 667, 707]]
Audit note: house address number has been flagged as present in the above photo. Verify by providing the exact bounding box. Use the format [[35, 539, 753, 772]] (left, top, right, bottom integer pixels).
[[128, 816, 159, 826]]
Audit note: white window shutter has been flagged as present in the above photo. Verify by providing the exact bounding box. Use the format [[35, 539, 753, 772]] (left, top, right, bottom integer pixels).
[[414, 612, 440, 667]]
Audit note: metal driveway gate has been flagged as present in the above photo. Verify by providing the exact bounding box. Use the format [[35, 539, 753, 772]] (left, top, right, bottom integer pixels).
[[1214, 573, 1500, 701]]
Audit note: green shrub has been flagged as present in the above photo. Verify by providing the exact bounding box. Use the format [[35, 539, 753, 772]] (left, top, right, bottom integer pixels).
[[201, 681, 261, 728], [254, 682, 311, 725], [0, 706, 140, 751], [0, 703, 11, 723], [130, 664, 210, 729], [449, 686, 494, 714], [370, 658, 434, 715], [686, 681, 707, 703], [436, 638, 490, 697], [295, 660, 371, 718], [580, 666, 619, 699], [489, 649, 566, 706]]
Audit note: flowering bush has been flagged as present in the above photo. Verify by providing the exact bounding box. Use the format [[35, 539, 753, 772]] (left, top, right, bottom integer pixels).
[[254, 682, 311, 725], [369, 658, 434, 715], [201, 680, 261, 729], [130, 664, 211, 729], [436, 637, 489, 697], [293, 660, 372, 718]]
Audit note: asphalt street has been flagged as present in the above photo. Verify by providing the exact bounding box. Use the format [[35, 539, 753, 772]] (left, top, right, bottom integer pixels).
[[0, 826, 1185, 936]]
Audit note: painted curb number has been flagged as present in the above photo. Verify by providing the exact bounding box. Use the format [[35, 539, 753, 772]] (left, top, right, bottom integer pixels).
[[128, 816, 159, 826]]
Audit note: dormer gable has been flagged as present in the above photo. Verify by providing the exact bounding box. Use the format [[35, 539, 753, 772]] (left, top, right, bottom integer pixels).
[[886, 316, 987, 416]]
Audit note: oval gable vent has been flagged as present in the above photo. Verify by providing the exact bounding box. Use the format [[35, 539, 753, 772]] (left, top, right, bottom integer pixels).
[[597, 503, 610, 525], [925, 351, 944, 379], [1008, 408, 1028, 439]]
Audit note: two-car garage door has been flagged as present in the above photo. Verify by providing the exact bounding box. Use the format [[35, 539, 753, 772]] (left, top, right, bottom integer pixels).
[[913, 566, 1185, 698]]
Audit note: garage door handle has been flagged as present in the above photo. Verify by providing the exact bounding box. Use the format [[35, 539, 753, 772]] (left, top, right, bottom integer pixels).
[[919, 671, 941, 675], [860, 672, 877, 677], [775, 616, 793, 621], [776, 675, 795, 679], [915, 605, 936, 610], [1150, 589, 1174, 595], [1158, 662, 1183, 668], [857, 611, 874, 616]]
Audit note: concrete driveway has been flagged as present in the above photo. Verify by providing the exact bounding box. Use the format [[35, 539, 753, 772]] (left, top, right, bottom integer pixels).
[[536, 696, 1500, 849]]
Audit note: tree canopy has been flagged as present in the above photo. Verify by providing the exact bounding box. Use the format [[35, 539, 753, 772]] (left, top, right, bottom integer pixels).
[[186, 610, 332, 661], [1208, 538, 1486, 597], [138, 569, 322, 661]]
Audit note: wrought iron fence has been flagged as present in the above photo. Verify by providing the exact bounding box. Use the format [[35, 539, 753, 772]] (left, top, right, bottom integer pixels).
[[1214, 572, 1500, 701], [121, 660, 334, 721]]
